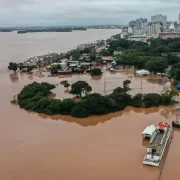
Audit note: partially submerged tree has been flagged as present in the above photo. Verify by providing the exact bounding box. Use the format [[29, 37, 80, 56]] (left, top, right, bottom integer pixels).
[[70, 81, 92, 97], [91, 68, 102, 76], [123, 80, 131, 92], [60, 80, 68, 85], [8, 62, 18, 72], [64, 83, 70, 90]]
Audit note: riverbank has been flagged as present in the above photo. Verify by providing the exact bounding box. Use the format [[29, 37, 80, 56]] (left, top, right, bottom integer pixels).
[[0, 29, 121, 69]]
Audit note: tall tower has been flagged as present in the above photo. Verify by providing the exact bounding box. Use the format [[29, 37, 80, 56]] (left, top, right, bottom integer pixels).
[[178, 13, 180, 24]]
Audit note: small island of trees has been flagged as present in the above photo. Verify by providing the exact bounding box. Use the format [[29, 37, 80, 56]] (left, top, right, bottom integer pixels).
[[15, 80, 176, 118]]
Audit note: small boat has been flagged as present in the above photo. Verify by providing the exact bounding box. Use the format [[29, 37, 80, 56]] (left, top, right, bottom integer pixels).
[[172, 121, 180, 128], [143, 121, 171, 166], [172, 106, 180, 128], [142, 124, 157, 139]]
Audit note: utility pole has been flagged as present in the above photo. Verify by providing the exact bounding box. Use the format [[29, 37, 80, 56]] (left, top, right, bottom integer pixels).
[[104, 70, 106, 95], [141, 77, 143, 93]]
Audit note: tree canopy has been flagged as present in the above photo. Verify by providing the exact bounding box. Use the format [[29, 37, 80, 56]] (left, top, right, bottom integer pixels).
[[8, 62, 18, 72], [89, 54, 96, 61], [91, 68, 102, 76], [169, 63, 180, 81], [70, 81, 92, 97], [64, 83, 70, 89], [71, 50, 81, 60], [16, 80, 175, 118], [145, 57, 168, 73], [106, 38, 180, 74]]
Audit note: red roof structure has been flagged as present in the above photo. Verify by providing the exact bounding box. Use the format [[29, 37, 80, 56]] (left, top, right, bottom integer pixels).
[[157, 122, 169, 130]]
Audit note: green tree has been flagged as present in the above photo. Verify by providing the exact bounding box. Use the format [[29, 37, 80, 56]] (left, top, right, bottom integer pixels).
[[70, 81, 92, 97], [100, 49, 112, 56], [109, 91, 132, 110], [72, 50, 81, 60], [143, 94, 161, 108], [132, 94, 143, 107], [64, 83, 70, 90], [71, 103, 89, 118], [90, 54, 96, 61], [8, 62, 18, 72], [167, 54, 180, 65], [61, 99, 76, 115], [60, 80, 68, 85], [91, 68, 102, 76], [18, 63, 24, 71], [145, 58, 168, 73], [82, 93, 113, 114], [169, 63, 180, 81], [123, 80, 131, 92], [26, 66, 34, 72]]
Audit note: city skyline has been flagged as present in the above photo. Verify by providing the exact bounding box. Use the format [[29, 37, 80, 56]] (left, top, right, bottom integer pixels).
[[1, 0, 180, 27]]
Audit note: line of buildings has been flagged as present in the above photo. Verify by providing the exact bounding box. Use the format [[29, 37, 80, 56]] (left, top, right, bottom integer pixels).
[[127, 13, 180, 40]]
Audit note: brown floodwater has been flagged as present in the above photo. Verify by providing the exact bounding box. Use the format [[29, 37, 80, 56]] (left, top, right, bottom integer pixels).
[[0, 70, 179, 180], [0, 30, 180, 180]]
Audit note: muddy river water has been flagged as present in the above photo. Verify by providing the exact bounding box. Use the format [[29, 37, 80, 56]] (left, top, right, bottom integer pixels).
[[0, 30, 180, 180], [0, 71, 180, 180]]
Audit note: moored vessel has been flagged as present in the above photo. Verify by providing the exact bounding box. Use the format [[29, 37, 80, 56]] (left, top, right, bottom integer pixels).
[[172, 106, 180, 128], [143, 121, 171, 166]]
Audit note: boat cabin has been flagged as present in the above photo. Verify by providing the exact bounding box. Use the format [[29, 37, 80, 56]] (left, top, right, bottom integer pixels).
[[142, 125, 156, 139]]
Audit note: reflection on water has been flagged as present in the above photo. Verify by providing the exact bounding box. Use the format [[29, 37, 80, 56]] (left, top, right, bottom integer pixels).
[[38, 106, 176, 127], [9, 73, 19, 83], [27, 74, 34, 80], [91, 75, 103, 80], [64, 89, 70, 94]]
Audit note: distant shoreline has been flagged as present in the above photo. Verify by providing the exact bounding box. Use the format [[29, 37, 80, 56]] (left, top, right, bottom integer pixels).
[[0, 27, 87, 34]]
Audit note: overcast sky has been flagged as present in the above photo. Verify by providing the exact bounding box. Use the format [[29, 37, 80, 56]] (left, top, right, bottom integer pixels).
[[0, 0, 180, 27]]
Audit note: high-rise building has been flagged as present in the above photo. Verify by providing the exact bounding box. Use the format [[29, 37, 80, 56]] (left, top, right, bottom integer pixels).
[[129, 18, 148, 30], [144, 22, 162, 36], [151, 14, 167, 27], [146, 25, 155, 36], [132, 29, 146, 36], [178, 13, 180, 24]]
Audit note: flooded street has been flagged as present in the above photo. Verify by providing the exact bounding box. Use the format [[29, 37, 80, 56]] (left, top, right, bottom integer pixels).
[[0, 71, 179, 180], [0, 30, 180, 180]]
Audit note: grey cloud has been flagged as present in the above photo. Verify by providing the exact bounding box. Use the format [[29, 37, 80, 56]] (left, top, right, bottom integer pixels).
[[0, 0, 180, 26]]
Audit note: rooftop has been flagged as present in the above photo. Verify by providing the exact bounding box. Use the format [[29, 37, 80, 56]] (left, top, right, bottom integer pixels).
[[142, 125, 157, 136]]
